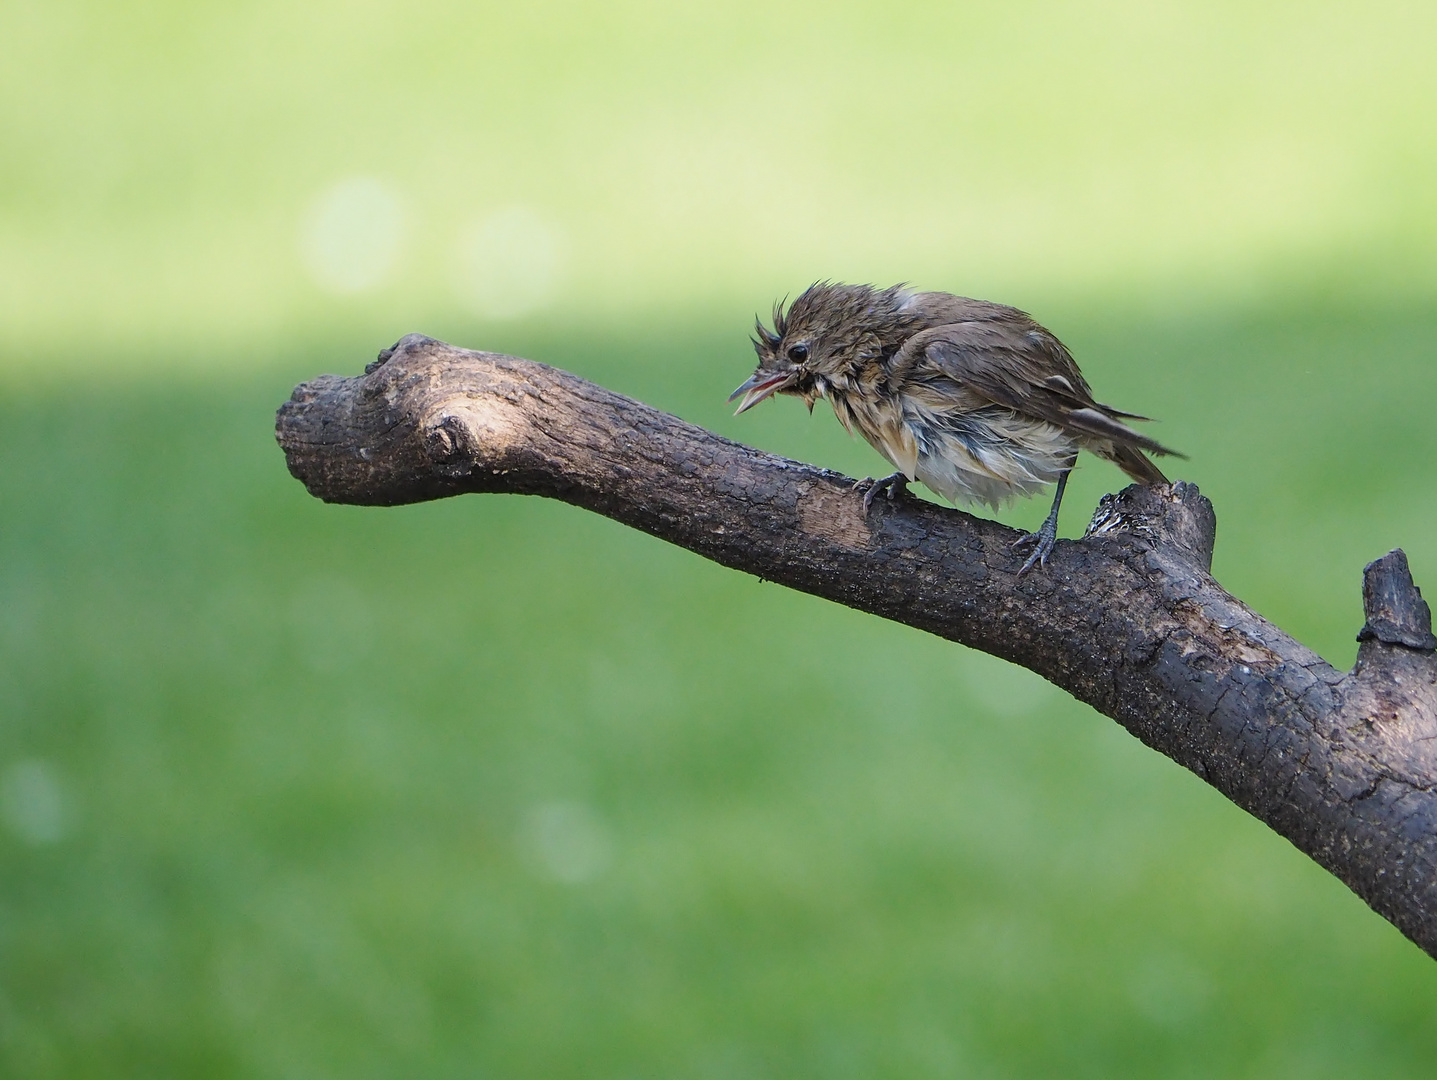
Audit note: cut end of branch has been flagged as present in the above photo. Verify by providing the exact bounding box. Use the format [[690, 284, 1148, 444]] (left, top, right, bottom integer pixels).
[[1357, 549, 1437, 652], [1083, 480, 1217, 571], [275, 333, 532, 506]]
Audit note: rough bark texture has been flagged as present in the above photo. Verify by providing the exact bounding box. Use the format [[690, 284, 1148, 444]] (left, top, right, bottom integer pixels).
[[276, 333, 1437, 958]]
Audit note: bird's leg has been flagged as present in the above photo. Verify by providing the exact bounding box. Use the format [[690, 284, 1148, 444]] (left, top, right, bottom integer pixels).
[[856, 472, 909, 512], [1012, 465, 1073, 575]]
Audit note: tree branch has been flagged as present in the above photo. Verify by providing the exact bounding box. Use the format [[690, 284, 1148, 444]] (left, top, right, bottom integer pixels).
[[275, 333, 1437, 958]]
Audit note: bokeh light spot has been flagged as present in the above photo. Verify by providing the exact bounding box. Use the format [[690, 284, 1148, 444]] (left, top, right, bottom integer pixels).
[[519, 800, 613, 884], [299, 177, 406, 294], [1, 758, 69, 846]]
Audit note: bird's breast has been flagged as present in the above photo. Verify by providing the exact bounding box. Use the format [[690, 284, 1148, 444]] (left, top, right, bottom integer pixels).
[[831, 390, 919, 479]]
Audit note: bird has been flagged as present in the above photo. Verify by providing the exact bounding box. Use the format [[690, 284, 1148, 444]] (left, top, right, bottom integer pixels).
[[728, 282, 1183, 573]]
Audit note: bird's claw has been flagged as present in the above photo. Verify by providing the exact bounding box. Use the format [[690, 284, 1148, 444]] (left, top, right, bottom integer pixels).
[[856, 472, 909, 512], [1012, 520, 1059, 576]]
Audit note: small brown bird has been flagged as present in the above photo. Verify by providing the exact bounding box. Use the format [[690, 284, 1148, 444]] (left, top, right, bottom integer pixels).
[[729, 283, 1183, 572]]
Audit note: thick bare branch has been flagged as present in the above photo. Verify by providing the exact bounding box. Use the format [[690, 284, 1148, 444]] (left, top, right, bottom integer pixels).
[[276, 333, 1437, 958]]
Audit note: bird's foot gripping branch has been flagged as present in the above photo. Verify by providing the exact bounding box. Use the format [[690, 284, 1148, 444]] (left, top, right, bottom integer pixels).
[[277, 333, 1437, 959]]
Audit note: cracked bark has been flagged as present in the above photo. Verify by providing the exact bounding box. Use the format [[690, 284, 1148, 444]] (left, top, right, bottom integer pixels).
[[275, 333, 1437, 958]]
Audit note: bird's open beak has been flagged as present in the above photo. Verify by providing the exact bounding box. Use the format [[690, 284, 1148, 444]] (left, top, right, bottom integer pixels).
[[729, 371, 796, 415]]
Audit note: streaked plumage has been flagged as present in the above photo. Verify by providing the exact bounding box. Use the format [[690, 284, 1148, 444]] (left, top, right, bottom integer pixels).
[[729, 282, 1183, 571]]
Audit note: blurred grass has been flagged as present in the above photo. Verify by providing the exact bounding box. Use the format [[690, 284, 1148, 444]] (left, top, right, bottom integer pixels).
[[4, 0, 1437, 1075], [2, 307, 1436, 1078], [4, 0, 1437, 356]]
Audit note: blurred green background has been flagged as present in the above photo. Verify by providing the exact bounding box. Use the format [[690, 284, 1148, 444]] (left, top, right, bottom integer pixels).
[[3, 1, 1437, 1076]]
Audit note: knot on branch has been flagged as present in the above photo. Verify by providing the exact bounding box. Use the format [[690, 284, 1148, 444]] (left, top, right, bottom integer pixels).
[[276, 333, 537, 505], [423, 413, 483, 479], [1083, 480, 1216, 571], [1357, 550, 1437, 652]]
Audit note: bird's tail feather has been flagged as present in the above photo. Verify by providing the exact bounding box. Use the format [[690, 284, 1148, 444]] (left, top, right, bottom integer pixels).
[[1062, 407, 1185, 460], [1108, 444, 1170, 486]]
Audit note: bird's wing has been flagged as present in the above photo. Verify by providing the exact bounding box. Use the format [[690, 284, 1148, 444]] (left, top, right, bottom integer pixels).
[[898, 321, 1184, 460]]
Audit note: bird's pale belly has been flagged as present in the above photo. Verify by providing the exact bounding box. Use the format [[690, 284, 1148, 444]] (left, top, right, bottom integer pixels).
[[831, 389, 1079, 509], [881, 409, 1076, 509]]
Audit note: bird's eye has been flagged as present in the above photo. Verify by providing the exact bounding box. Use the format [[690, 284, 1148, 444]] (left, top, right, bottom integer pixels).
[[787, 343, 810, 365]]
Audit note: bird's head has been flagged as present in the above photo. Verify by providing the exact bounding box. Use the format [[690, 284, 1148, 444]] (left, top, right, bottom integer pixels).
[[730, 282, 918, 414]]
